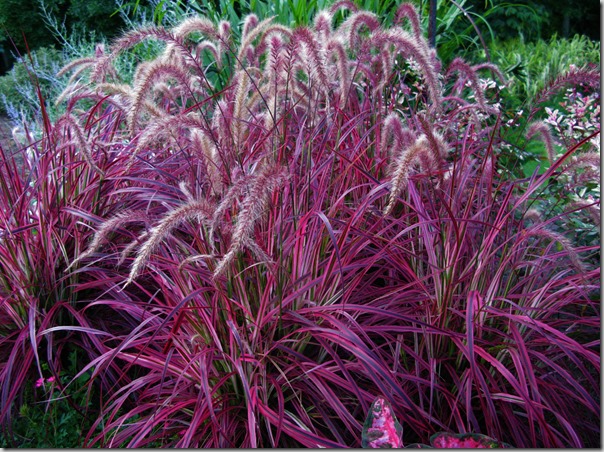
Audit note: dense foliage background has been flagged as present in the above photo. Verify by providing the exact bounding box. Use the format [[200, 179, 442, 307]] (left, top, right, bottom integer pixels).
[[0, 0, 599, 69]]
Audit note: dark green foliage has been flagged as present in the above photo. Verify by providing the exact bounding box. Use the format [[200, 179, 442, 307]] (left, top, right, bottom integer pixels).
[[476, 1, 550, 42], [0, 47, 66, 120], [0, 0, 58, 51], [0, 349, 97, 448], [60, 0, 127, 39], [0, 0, 126, 58], [491, 35, 600, 107], [463, 0, 599, 41]]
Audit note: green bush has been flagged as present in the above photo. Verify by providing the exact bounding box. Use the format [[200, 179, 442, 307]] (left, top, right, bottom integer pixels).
[[0, 0, 127, 53], [0, 47, 67, 125], [490, 34, 600, 109], [0, 349, 97, 448]]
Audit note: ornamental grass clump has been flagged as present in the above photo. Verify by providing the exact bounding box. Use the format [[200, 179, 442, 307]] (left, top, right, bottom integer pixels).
[[0, 1, 599, 448]]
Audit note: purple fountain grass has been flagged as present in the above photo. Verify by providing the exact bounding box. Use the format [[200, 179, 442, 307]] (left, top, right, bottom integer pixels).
[[0, 103, 139, 429], [66, 120, 598, 447], [527, 64, 600, 125], [526, 120, 557, 164], [445, 57, 502, 114], [1, 1, 598, 448], [54, 113, 106, 177]]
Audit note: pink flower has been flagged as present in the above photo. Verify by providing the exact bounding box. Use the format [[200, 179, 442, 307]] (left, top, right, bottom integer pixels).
[[47, 376, 56, 383], [35, 377, 45, 388]]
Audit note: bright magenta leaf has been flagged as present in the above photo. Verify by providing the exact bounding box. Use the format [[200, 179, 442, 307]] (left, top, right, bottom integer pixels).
[[362, 397, 403, 448]]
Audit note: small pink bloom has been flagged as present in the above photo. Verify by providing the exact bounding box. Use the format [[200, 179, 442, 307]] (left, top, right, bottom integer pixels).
[[35, 378, 45, 388], [47, 376, 56, 383]]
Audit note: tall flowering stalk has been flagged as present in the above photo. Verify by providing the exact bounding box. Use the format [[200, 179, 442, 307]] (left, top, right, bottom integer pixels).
[[59, 1, 500, 280]]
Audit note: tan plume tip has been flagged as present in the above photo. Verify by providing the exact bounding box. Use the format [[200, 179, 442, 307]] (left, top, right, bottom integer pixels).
[[384, 135, 438, 216], [213, 165, 289, 277], [108, 25, 167, 56], [233, 70, 252, 149], [526, 121, 556, 165], [172, 16, 217, 40], [66, 211, 149, 271], [54, 114, 105, 177], [56, 56, 96, 78], [126, 199, 214, 285], [191, 129, 223, 197]]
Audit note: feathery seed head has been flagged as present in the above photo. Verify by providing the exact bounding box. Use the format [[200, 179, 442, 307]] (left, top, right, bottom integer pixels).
[[314, 11, 333, 38], [126, 198, 214, 285], [338, 11, 380, 51], [394, 3, 423, 41], [326, 38, 351, 107], [172, 16, 218, 41], [217, 20, 231, 54], [293, 27, 330, 93], [381, 113, 416, 156], [67, 211, 149, 271], [383, 133, 446, 216], [233, 70, 252, 149], [526, 121, 557, 164], [329, 0, 358, 15], [446, 57, 498, 114], [242, 14, 260, 39], [372, 29, 442, 110], [213, 165, 289, 277], [54, 114, 105, 176]]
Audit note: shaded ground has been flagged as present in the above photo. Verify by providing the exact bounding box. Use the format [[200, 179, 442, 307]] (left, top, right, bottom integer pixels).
[[0, 115, 27, 173], [0, 114, 24, 158], [0, 114, 14, 151]]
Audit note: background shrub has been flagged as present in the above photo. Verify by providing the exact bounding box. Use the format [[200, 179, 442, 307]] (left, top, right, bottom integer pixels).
[[0, 47, 67, 123], [491, 34, 600, 109]]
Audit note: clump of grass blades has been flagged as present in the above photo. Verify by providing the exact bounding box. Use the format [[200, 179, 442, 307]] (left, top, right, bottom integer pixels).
[[3, 1, 597, 448], [0, 88, 142, 438]]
